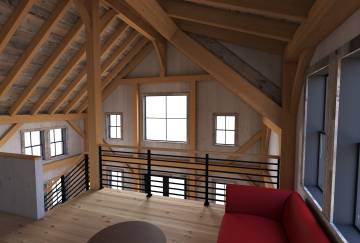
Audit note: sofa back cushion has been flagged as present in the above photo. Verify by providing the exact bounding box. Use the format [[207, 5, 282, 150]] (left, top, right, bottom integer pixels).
[[226, 184, 292, 221], [282, 193, 330, 243]]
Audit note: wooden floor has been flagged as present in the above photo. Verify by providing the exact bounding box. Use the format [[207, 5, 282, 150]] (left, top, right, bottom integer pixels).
[[0, 189, 224, 243]]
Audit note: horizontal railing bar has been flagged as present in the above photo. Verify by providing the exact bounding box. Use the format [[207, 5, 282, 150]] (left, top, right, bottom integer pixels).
[[65, 160, 85, 179], [65, 174, 86, 191], [66, 180, 86, 199], [64, 164, 85, 183], [209, 175, 277, 184], [208, 169, 278, 178]]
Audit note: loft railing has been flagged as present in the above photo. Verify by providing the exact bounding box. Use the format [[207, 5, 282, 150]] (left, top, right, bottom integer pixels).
[[99, 145, 280, 205], [44, 154, 89, 211]]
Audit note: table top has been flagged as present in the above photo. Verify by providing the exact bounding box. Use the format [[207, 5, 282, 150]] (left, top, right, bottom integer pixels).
[[88, 221, 167, 243]]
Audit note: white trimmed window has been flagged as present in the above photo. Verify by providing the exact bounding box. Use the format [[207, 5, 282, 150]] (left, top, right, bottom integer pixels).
[[108, 113, 122, 139], [111, 171, 123, 190], [215, 183, 226, 205], [145, 95, 187, 142], [215, 114, 237, 146], [24, 130, 43, 157], [150, 176, 186, 199], [49, 128, 65, 157]]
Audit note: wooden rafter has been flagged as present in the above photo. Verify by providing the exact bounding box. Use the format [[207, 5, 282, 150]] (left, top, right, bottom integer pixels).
[[285, 0, 360, 60], [102, 43, 153, 101], [67, 120, 85, 138], [0, 0, 72, 99], [124, 0, 282, 127], [0, 114, 86, 124], [0, 123, 22, 147], [9, 20, 84, 115], [118, 74, 213, 85], [0, 0, 35, 55], [29, 10, 116, 115], [154, 38, 167, 76], [63, 34, 144, 114], [186, 0, 313, 23], [161, 0, 298, 42], [48, 23, 131, 114], [237, 130, 262, 154], [176, 20, 286, 55], [68, 37, 148, 113], [79, 42, 153, 112]]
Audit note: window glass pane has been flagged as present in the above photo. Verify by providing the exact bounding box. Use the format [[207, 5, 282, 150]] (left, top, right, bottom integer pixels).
[[25, 147, 32, 155], [110, 114, 117, 126], [146, 118, 166, 141], [167, 96, 187, 118], [226, 131, 235, 145], [54, 129, 62, 142], [117, 115, 121, 126], [226, 116, 236, 130], [216, 130, 226, 144], [32, 146, 41, 156], [56, 142, 63, 156], [169, 178, 185, 199], [216, 183, 226, 205], [31, 131, 41, 146], [117, 127, 121, 139], [151, 176, 163, 195], [146, 96, 166, 118], [50, 143, 55, 157], [111, 171, 122, 189], [49, 130, 54, 143], [216, 116, 226, 130], [110, 127, 117, 138], [167, 119, 187, 142], [24, 132, 31, 147]]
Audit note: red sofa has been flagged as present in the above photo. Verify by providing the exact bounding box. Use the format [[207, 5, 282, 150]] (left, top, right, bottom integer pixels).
[[217, 185, 330, 243]]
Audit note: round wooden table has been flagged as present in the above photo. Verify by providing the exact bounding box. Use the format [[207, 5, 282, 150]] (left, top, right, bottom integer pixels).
[[88, 221, 167, 243]]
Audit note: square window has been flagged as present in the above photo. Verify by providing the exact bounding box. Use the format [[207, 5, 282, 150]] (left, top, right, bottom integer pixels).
[[49, 128, 65, 157], [23, 131, 43, 157], [145, 95, 188, 143]]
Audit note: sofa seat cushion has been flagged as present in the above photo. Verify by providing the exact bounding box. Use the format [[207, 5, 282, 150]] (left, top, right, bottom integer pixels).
[[218, 213, 288, 243]]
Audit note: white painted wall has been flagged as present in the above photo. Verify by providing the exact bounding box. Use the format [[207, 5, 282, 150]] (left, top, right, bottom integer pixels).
[[0, 153, 44, 219]]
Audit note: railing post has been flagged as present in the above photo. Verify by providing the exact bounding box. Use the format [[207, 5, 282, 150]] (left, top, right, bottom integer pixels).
[[146, 149, 152, 198], [84, 154, 90, 191], [61, 175, 67, 203], [204, 153, 209, 206], [99, 146, 103, 189]]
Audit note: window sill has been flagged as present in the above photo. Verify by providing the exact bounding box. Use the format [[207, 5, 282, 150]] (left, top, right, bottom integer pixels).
[[334, 224, 360, 243]]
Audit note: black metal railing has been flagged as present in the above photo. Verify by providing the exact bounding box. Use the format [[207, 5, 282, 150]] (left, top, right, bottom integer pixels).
[[44, 155, 90, 211], [99, 146, 280, 206]]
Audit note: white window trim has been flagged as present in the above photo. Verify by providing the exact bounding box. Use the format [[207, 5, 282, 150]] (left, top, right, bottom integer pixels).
[[213, 113, 238, 147]]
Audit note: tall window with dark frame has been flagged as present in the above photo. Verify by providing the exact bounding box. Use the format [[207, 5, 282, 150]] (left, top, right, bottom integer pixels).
[[49, 128, 65, 157], [215, 114, 236, 146], [145, 95, 187, 142], [108, 113, 122, 139], [24, 130, 43, 157]]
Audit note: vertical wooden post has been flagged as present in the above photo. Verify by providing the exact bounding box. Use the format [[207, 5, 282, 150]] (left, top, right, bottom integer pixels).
[[75, 0, 103, 190], [132, 83, 141, 191], [188, 81, 197, 198]]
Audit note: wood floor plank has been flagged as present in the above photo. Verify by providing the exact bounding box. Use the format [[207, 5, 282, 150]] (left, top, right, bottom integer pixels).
[[0, 189, 223, 243]]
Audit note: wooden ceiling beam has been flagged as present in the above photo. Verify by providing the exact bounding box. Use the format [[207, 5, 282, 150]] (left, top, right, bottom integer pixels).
[[154, 38, 167, 77], [67, 120, 85, 138], [285, 0, 360, 60], [9, 20, 84, 115], [48, 23, 131, 114], [0, 0, 72, 99], [0, 123, 22, 147], [0, 0, 36, 55], [118, 74, 213, 85], [161, 0, 298, 42], [70, 38, 149, 113], [0, 113, 86, 124], [124, 0, 282, 127], [29, 10, 116, 115], [176, 20, 286, 55], [186, 0, 313, 24]]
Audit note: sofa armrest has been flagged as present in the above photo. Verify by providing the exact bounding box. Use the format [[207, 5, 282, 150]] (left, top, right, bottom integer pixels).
[[225, 184, 292, 221]]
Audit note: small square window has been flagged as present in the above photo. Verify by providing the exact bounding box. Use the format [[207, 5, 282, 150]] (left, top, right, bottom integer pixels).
[[214, 114, 237, 146], [215, 183, 226, 205], [111, 171, 123, 190], [107, 113, 123, 139]]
